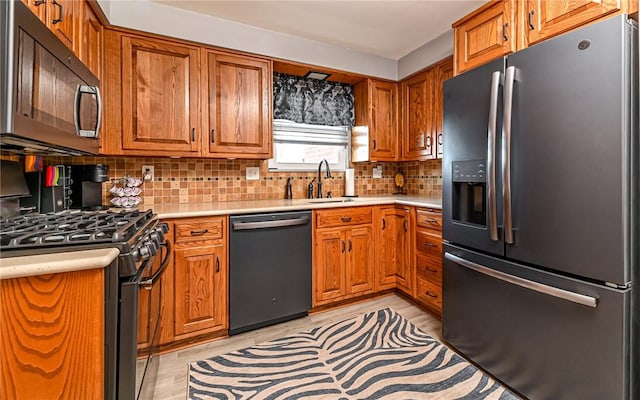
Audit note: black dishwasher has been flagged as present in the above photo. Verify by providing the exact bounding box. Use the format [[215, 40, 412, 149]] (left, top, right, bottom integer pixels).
[[229, 211, 312, 335]]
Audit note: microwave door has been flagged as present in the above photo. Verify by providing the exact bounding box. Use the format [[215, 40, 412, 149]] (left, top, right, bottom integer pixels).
[[442, 58, 505, 256]]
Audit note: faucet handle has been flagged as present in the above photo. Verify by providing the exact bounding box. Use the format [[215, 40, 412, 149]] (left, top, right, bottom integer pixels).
[[327, 191, 332, 198]]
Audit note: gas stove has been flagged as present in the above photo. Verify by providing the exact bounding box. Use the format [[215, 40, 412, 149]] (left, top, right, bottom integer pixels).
[[0, 209, 168, 277]]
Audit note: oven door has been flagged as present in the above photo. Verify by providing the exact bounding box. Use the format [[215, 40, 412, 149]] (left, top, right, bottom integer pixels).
[[118, 240, 171, 400]]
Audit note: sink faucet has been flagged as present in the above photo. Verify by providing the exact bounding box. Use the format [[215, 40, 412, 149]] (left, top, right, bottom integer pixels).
[[317, 159, 332, 198]]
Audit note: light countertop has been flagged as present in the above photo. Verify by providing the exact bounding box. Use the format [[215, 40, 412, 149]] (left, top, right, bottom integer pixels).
[[0, 248, 120, 280], [152, 195, 442, 219]]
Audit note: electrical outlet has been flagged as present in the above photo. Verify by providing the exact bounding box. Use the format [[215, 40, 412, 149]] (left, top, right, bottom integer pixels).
[[142, 165, 154, 181], [246, 167, 260, 180], [373, 165, 383, 179]]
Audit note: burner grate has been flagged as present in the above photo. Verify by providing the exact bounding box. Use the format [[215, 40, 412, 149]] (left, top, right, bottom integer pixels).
[[0, 209, 155, 250]]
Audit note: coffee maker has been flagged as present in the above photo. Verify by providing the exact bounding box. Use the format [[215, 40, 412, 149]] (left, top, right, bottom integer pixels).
[[69, 164, 109, 210]]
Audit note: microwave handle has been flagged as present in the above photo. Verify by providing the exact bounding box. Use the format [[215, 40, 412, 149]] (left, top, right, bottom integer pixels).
[[74, 85, 102, 138]]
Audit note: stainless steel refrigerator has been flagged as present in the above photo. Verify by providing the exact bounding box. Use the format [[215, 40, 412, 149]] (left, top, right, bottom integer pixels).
[[442, 15, 638, 400]]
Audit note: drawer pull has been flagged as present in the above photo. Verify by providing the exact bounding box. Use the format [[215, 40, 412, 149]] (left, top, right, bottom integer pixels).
[[341, 216, 352, 223], [342, 240, 346, 253], [216, 256, 220, 272], [190, 229, 209, 236], [528, 10, 536, 30], [425, 243, 438, 248], [348, 239, 352, 252], [382, 218, 386, 230], [403, 220, 408, 232], [425, 291, 439, 299], [426, 219, 438, 223], [425, 266, 438, 273]]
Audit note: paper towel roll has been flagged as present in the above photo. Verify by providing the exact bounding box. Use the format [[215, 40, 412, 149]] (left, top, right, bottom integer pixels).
[[344, 168, 355, 196]]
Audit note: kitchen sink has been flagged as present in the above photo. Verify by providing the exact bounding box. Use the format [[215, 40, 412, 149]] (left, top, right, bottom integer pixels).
[[307, 198, 355, 204]]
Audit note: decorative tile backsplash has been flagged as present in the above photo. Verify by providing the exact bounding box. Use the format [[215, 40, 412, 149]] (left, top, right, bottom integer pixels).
[[6, 154, 442, 206]]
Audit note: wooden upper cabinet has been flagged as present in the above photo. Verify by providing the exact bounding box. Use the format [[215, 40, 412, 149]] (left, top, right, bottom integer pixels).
[[525, 0, 621, 45], [21, 0, 47, 21], [120, 35, 201, 153], [354, 79, 398, 161], [401, 70, 435, 160], [79, 1, 102, 79], [435, 57, 454, 159], [21, 0, 79, 51], [453, 0, 516, 75], [203, 51, 272, 158]]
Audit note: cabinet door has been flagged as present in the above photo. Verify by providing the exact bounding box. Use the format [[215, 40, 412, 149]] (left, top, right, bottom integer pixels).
[[370, 80, 398, 161], [21, 0, 47, 21], [121, 35, 200, 153], [47, 0, 78, 51], [401, 70, 434, 160], [435, 57, 453, 159], [314, 229, 347, 305], [174, 245, 227, 336], [205, 52, 271, 158], [0, 269, 104, 399], [526, 0, 621, 45], [393, 209, 412, 294], [453, 0, 515, 75], [79, 1, 102, 79], [347, 225, 375, 295], [376, 209, 397, 291]]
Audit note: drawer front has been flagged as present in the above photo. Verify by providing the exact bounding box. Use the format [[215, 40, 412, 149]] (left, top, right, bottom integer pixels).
[[315, 207, 373, 228], [416, 278, 442, 312], [416, 253, 442, 286], [174, 218, 224, 243], [416, 208, 442, 233], [415, 230, 442, 257]]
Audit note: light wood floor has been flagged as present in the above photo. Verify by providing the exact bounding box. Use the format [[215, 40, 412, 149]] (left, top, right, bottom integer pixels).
[[139, 295, 442, 400]]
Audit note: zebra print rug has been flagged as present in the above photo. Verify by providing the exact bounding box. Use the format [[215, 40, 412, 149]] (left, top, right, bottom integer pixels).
[[189, 308, 518, 399]]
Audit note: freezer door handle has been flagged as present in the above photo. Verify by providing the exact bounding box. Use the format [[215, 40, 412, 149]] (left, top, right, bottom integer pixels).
[[444, 252, 598, 308], [502, 66, 515, 244], [487, 71, 501, 241]]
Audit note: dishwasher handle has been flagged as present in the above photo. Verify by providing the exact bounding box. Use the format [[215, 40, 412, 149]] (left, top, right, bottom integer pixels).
[[232, 216, 311, 231]]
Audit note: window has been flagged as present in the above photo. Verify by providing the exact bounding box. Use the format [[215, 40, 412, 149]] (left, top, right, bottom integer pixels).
[[268, 120, 349, 172]]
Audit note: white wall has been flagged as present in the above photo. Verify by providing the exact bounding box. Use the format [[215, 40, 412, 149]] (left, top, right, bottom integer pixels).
[[397, 31, 454, 79], [104, 0, 398, 80]]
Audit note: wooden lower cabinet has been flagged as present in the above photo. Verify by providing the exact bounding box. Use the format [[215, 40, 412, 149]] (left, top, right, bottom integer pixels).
[[412, 208, 443, 317], [0, 269, 104, 399], [313, 208, 375, 306], [174, 244, 227, 336], [375, 206, 412, 293], [153, 217, 228, 347]]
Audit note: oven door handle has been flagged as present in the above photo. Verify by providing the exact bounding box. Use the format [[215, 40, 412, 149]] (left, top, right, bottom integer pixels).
[[140, 240, 171, 287]]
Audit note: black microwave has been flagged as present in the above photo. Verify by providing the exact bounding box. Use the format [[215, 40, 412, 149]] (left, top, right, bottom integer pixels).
[[0, 1, 101, 156]]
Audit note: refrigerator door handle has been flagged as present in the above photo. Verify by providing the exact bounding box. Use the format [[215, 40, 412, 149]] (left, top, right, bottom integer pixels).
[[502, 66, 516, 244], [487, 71, 501, 241], [444, 252, 598, 308]]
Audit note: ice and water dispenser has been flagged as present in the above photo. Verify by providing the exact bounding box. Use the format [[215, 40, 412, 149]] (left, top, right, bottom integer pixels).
[[451, 160, 487, 226]]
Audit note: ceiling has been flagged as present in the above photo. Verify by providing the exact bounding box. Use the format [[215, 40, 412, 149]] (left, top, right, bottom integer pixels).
[[152, 1, 484, 60]]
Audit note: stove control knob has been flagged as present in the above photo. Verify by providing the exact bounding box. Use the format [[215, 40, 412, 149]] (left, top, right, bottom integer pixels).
[[139, 245, 151, 260], [131, 248, 141, 262], [159, 223, 169, 234], [144, 240, 158, 257]]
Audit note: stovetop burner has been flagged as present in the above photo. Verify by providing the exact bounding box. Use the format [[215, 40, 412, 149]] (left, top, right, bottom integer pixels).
[[0, 209, 156, 250]]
